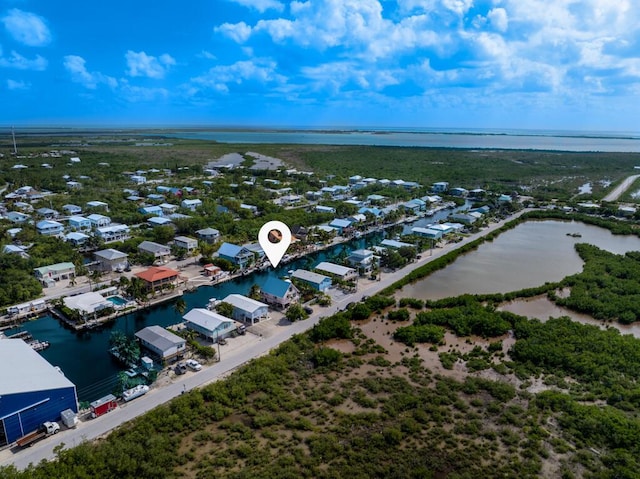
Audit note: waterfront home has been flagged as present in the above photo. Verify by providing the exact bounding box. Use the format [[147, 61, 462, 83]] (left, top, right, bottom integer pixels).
[[315, 262, 358, 282], [34, 262, 76, 286], [470, 205, 491, 215], [498, 194, 513, 203], [358, 206, 383, 217], [222, 294, 269, 324], [432, 182, 449, 193], [380, 239, 413, 250], [184, 308, 236, 342], [6, 211, 30, 223], [203, 264, 224, 279], [134, 266, 180, 293], [291, 269, 332, 292], [130, 175, 146, 184], [196, 227, 221, 243], [67, 216, 92, 231], [135, 326, 185, 363], [138, 241, 171, 262], [328, 218, 352, 235], [86, 200, 109, 211], [402, 199, 425, 213], [36, 207, 59, 219], [217, 242, 254, 269], [181, 199, 202, 211], [260, 277, 300, 309], [346, 249, 379, 276], [94, 249, 129, 272], [36, 220, 64, 236], [410, 227, 443, 240], [87, 213, 111, 228], [7, 299, 46, 316], [618, 205, 637, 217], [428, 223, 454, 235], [174, 236, 198, 253], [63, 204, 82, 215], [65, 231, 90, 247], [139, 205, 163, 216], [469, 189, 486, 199], [348, 213, 367, 223], [96, 224, 130, 243], [450, 213, 478, 225], [63, 292, 112, 319]]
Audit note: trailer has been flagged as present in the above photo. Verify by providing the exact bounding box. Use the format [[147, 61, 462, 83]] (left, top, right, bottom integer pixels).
[[90, 394, 118, 418], [16, 421, 59, 448]]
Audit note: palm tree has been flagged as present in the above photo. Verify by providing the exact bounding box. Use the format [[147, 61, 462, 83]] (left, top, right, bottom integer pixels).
[[174, 297, 187, 319]]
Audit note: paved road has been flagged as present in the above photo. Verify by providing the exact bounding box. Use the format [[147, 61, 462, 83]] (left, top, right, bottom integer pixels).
[[602, 174, 640, 202], [0, 209, 528, 470]]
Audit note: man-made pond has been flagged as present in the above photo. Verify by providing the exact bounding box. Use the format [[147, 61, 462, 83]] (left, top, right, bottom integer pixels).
[[400, 220, 640, 300]]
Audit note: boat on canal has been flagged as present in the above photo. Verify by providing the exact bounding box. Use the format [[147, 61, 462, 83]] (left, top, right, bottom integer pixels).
[[122, 384, 149, 402]]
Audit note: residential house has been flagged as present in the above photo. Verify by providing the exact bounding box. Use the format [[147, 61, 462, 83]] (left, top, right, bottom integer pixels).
[[174, 236, 198, 253], [34, 262, 75, 286], [68, 215, 92, 232], [328, 218, 352, 235], [159, 203, 179, 215], [240, 203, 258, 215], [3, 244, 29, 259], [498, 194, 513, 203], [410, 227, 443, 240], [66, 181, 82, 189], [181, 199, 202, 211], [148, 216, 173, 227], [96, 224, 130, 243], [315, 262, 358, 282], [291, 269, 332, 292], [147, 194, 165, 202], [183, 308, 236, 342], [130, 175, 146, 184], [349, 175, 363, 184], [346, 249, 379, 276], [62, 204, 82, 215], [348, 213, 367, 224], [468, 189, 486, 199], [94, 249, 129, 272], [450, 213, 478, 225], [260, 277, 300, 309], [380, 239, 413, 250], [86, 200, 109, 211], [14, 202, 33, 213], [139, 205, 163, 216], [7, 299, 47, 317], [36, 220, 64, 236], [134, 266, 180, 293], [217, 242, 254, 269], [135, 326, 185, 363], [138, 241, 171, 262], [196, 227, 220, 243], [450, 187, 469, 197], [222, 294, 269, 324], [87, 213, 111, 228], [5, 211, 30, 223], [36, 208, 58, 219], [315, 205, 336, 214], [65, 232, 90, 247], [63, 292, 113, 320], [432, 182, 449, 193]]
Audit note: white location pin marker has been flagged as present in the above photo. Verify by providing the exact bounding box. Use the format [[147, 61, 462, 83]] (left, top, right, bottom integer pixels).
[[258, 220, 292, 268]]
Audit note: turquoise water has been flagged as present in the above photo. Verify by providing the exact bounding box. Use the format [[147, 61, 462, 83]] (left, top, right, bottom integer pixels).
[[107, 296, 127, 306]]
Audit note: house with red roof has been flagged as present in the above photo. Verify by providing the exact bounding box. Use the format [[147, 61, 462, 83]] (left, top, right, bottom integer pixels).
[[135, 266, 180, 293]]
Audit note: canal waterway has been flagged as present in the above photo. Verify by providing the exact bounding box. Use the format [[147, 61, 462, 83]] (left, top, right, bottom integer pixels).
[[399, 220, 640, 300], [13, 233, 385, 403]]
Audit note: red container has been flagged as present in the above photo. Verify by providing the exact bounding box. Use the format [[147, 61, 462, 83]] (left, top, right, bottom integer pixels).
[[90, 394, 117, 418]]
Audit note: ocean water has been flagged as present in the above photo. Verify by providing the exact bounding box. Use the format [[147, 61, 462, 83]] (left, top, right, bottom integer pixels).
[[162, 128, 640, 152]]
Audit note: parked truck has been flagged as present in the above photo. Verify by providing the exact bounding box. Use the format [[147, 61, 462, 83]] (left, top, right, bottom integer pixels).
[[16, 421, 60, 448], [90, 394, 118, 418]]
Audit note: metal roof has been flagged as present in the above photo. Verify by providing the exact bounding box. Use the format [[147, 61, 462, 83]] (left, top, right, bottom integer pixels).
[[223, 294, 268, 314], [95, 248, 128, 260], [135, 325, 184, 352], [291, 269, 331, 285], [0, 339, 75, 396], [184, 308, 234, 333], [261, 277, 293, 298], [315, 262, 356, 277]]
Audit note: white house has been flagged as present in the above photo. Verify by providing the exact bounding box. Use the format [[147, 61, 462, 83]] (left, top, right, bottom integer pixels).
[[222, 294, 269, 324], [174, 236, 198, 252], [181, 199, 202, 211], [184, 308, 237, 342], [260, 277, 300, 309], [135, 326, 185, 362], [315, 262, 358, 282]]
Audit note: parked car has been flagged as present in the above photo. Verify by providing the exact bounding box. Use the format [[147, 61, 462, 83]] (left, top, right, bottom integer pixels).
[[304, 306, 313, 315], [217, 337, 227, 345], [236, 324, 247, 335], [174, 363, 187, 375], [185, 359, 202, 371]]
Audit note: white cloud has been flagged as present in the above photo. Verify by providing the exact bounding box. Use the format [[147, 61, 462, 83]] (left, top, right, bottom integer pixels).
[[215, 22, 252, 43], [301, 61, 400, 93], [2, 9, 51, 46], [125, 51, 175, 79], [487, 8, 508, 32], [0, 50, 47, 70], [63, 55, 117, 89], [119, 81, 170, 102], [227, 0, 284, 13], [7, 79, 29, 90], [192, 59, 286, 93]]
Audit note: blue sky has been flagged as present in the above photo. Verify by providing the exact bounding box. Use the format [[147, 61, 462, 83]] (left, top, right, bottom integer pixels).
[[1, 0, 639, 131]]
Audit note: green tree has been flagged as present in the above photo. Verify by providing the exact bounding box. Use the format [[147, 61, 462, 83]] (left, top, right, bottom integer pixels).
[[216, 301, 234, 318], [285, 303, 308, 322]]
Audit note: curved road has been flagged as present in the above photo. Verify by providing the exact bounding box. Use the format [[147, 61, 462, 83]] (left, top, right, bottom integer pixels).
[[602, 174, 640, 202], [0, 209, 528, 471]]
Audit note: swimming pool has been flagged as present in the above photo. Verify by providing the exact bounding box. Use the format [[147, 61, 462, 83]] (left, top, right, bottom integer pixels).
[[107, 296, 127, 306]]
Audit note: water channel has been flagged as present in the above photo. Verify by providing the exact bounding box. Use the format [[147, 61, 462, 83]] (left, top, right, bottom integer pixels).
[[14, 233, 385, 403]]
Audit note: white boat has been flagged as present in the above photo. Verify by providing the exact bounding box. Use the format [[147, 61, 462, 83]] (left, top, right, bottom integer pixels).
[[122, 384, 149, 402]]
